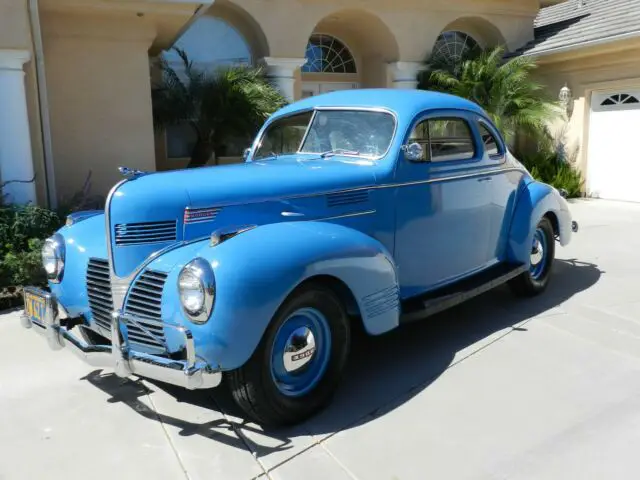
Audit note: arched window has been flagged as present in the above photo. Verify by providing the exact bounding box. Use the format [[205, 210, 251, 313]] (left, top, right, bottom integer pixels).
[[302, 34, 357, 74], [163, 17, 252, 72], [431, 31, 480, 65]]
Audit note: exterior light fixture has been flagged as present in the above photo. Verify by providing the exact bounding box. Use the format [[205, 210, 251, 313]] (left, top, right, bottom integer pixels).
[[559, 83, 572, 112]]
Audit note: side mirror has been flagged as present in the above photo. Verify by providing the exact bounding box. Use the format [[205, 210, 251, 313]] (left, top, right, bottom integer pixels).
[[242, 148, 251, 162], [402, 142, 425, 162]]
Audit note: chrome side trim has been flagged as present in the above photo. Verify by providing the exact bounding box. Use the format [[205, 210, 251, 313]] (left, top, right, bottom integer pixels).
[[183, 167, 529, 211], [311, 210, 376, 222], [209, 225, 256, 247], [105, 178, 129, 309]]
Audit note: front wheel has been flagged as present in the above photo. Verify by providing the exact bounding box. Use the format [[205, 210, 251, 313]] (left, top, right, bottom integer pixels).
[[509, 217, 555, 296], [227, 284, 350, 426]]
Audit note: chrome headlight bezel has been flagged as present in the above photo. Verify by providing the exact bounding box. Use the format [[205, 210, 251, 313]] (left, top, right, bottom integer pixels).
[[42, 233, 65, 283], [177, 258, 215, 324]]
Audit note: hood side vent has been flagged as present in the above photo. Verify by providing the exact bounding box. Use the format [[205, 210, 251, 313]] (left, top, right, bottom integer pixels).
[[184, 207, 222, 224], [326, 190, 369, 208], [115, 220, 177, 246]]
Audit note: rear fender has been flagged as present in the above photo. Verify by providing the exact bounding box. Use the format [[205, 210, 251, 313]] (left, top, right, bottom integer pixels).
[[151, 221, 400, 370], [507, 180, 573, 264]]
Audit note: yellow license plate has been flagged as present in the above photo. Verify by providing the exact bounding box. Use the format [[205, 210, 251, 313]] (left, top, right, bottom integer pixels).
[[24, 291, 47, 324]]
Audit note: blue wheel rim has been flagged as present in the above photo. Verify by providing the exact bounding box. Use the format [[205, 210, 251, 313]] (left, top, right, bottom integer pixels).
[[530, 227, 548, 280], [270, 307, 332, 397]]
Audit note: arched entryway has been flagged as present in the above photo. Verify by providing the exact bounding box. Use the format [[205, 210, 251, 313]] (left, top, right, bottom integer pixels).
[[300, 9, 399, 97], [155, 3, 269, 170]]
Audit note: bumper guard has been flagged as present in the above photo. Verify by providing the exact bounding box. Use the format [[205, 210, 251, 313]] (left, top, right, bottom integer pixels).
[[20, 287, 221, 390]]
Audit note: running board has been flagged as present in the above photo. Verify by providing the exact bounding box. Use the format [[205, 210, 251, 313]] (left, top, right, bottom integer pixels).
[[400, 263, 528, 324]]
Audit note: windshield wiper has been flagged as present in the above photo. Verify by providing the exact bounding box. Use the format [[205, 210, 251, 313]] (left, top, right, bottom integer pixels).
[[320, 148, 360, 158]]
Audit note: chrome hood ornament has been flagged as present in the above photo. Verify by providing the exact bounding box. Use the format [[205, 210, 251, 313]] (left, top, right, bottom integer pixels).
[[118, 166, 146, 178]]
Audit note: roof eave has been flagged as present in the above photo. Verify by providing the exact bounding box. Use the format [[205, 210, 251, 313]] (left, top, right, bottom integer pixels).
[[520, 30, 640, 62]]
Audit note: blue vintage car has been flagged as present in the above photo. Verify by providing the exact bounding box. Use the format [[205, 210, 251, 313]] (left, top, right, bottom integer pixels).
[[21, 89, 577, 425]]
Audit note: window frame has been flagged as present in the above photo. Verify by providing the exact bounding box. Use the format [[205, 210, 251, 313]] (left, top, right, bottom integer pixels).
[[476, 118, 505, 160], [405, 111, 483, 165]]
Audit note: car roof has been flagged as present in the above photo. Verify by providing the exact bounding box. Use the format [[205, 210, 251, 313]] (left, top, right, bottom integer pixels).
[[274, 88, 488, 120]]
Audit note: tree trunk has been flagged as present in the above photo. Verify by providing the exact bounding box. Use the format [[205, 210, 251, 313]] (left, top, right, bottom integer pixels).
[[188, 140, 214, 168]]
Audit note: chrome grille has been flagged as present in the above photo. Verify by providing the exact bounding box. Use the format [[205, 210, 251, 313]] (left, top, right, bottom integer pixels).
[[123, 270, 168, 350], [114, 220, 177, 246], [86, 258, 113, 332]]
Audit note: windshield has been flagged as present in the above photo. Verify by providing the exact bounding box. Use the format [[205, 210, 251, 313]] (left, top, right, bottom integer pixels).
[[252, 109, 396, 161]]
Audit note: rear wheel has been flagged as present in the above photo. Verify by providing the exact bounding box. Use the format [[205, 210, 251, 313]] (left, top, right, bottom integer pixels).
[[227, 284, 350, 426], [509, 217, 555, 296]]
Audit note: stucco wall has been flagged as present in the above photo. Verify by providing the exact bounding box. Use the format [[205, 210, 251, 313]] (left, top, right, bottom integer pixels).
[[0, 0, 32, 49], [536, 39, 640, 177], [41, 11, 157, 201]]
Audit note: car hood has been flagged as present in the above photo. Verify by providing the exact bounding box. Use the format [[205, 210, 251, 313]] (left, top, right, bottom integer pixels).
[[128, 156, 378, 207], [107, 156, 379, 277]]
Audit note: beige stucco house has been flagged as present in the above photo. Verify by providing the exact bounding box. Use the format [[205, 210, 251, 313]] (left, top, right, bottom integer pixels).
[[1, 0, 638, 207]]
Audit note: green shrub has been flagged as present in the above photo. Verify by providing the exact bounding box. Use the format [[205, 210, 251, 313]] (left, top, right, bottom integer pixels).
[[1, 238, 47, 288], [519, 150, 584, 198], [0, 204, 63, 289]]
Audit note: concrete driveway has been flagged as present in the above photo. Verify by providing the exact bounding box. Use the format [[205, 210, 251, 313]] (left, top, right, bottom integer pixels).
[[2, 199, 640, 480]]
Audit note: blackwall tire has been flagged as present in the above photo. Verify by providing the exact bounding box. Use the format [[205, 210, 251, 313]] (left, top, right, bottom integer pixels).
[[509, 217, 555, 297], [227, 283, 350, 426]]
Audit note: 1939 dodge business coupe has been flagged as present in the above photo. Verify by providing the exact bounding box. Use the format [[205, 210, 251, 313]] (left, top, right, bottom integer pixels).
[[21, 89, 578, 425]]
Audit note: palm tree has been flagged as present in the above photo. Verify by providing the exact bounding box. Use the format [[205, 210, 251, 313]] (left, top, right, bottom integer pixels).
[[419, 45, 560, 144], [152, 49, 287, 168]]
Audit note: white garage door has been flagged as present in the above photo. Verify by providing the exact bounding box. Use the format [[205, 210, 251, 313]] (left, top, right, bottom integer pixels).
[[588, 89, 640, 202]]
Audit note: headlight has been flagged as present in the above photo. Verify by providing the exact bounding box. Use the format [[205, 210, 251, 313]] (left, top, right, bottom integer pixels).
[[177, 258, 215, 324], [42, 233, 65, 283]]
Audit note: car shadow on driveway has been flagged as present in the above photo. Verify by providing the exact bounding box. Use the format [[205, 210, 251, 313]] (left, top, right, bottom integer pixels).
[[81, 258, 602, 456]]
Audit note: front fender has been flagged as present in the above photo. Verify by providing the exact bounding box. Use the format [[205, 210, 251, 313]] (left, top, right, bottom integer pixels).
[[148, 221, 399, 371], [507, 180, 573, 265]]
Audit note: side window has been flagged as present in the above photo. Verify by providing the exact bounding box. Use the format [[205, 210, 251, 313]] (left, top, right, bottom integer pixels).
[[408, 120, 430, 162], [478, 123, 501, 156], [428, 118, 475, 162]]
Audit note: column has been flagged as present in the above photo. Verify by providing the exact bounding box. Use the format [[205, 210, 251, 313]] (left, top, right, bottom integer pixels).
[[387, 61, 425, 90], [0, 49, 36, 204], [261, 57, 307, 103]]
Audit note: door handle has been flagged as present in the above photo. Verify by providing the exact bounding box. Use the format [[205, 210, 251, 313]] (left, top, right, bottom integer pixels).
[[477, 176, 493, 182]]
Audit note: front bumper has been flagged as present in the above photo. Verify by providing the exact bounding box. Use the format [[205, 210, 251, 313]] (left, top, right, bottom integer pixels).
[[20, 287, 221, 390]]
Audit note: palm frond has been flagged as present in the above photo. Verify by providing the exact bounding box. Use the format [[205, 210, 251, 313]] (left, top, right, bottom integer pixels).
[[420, 45, 559, 144], [151, 50, 286, 165]]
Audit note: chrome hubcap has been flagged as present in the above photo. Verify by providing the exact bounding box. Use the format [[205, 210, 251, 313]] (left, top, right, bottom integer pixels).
[[531, 237, 544, 266], [283, 326, 316, 373]]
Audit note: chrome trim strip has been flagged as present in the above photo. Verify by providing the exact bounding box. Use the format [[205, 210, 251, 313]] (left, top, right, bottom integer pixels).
[[185, 167, 528, 211], [297, 108, 318, 153], [104, 179, 129, 309], [311, 210, 376, 222]]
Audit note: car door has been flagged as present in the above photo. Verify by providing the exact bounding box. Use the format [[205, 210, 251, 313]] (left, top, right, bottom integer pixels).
[[393, 111, 494, 299], [475, 119, 523, 263]]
